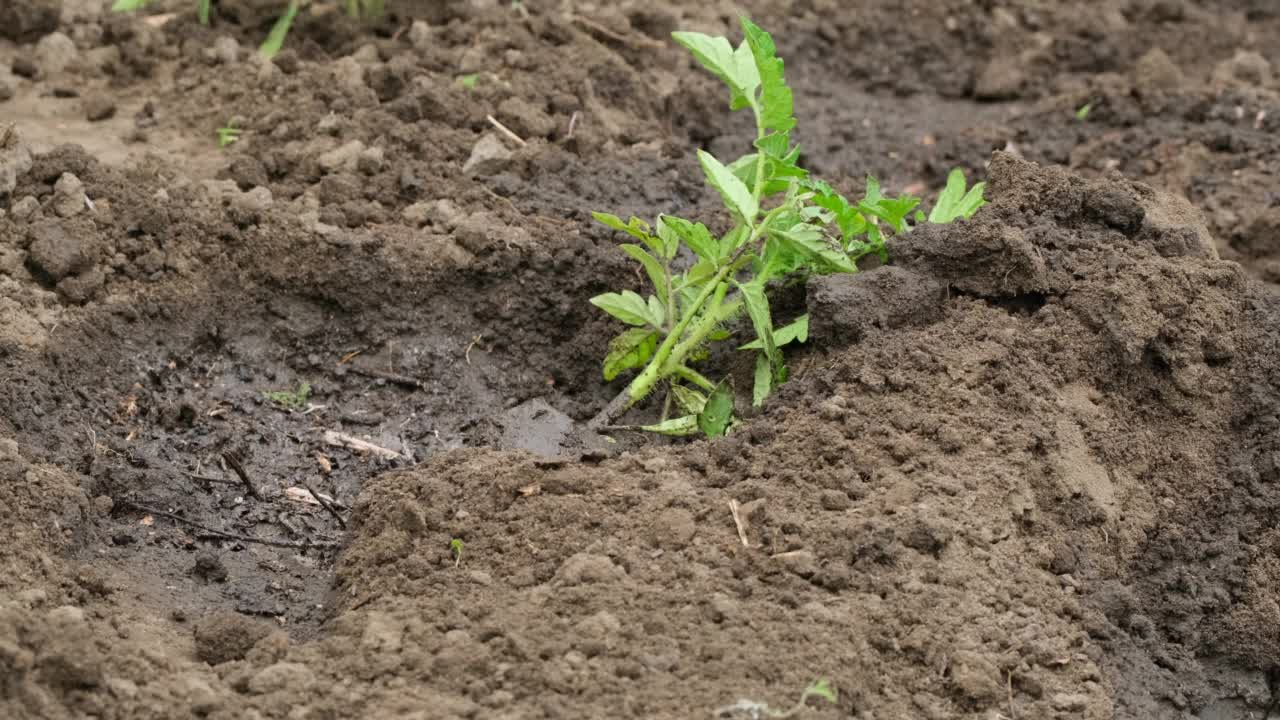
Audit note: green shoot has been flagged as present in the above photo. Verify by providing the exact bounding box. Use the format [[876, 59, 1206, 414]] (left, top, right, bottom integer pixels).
[[216, 122, 242, 149], [714, 678, 839, 718], [450, 538, 464, 567], [345, 0, 385, 18], [1075, 103, 1093, 121], [110, 0, 152, 11], [458, 74, 480, 90], [264, 382, 311, 410], [589, 18, 986, 437], [197, 0, 210, 24], [259, 0, 300, 59], [928, 168, 988, 224]]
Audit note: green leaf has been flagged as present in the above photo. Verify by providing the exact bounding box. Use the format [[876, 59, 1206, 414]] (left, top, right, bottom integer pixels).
[[752, 352, 772, 407], [697, 380, 735, 438], [198, 0, 210, 24], [740, 17, 795, 132], [670, 32, 760, 111], [662, 215, 720, 264], [772, 225, 857, 273], [735, 281, 780, 380], [858, 176, 921, 234], [927, 168, 987, 224], [603, 328, 658, 381], [728, 153, 759, 190], [591, 290, 659, 327], [259, 0, 299, 59], [740, 314, 808, 350], [638, 415, 701, 437], [671, 385, 708, 415], [803, 679, 839, 705], [754, 131, 790, 158], [620, 244, 669, 305], [698, 150, 758, 224], [593, 212, 666, 258], [654, 217, 682, 260], [648, 295, 666, 328], [111, 0, 152, 10]]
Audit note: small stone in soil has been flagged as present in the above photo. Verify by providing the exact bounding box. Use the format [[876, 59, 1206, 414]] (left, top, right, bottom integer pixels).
[[11, 57, 38, 79], [34, 32, 78, 75], [84, 95, 116, 122]]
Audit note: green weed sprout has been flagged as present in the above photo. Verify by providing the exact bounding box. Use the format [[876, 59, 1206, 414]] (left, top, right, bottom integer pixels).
[[589, 18, 985, 437], [1075, 103, 1093, 121], [450, 538, 464, 567], [216, 121, 242, 149], [714, 678, 839, 718], [264, 382, 311, 410], [111, 0, 384, 59]]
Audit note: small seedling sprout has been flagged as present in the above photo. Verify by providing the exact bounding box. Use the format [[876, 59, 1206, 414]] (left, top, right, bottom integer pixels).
[[714, 678, 839, 718], [450, 538, 464, 567], [589, 18, 985, 437], [1075, 103, 1093, 121], [112, 1, 387, 58], [264, 382, 311, 410], [216, 121, 242, 149]]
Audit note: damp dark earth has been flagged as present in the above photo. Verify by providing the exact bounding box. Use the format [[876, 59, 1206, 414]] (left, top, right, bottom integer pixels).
[[3, 1, 1280, 719]]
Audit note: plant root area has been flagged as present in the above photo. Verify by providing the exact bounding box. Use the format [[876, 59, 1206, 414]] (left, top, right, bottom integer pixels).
[[3, 1, 1280, 718]]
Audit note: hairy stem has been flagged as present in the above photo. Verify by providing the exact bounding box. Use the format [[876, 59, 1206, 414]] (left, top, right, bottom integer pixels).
[[590, 100, 774, 429]]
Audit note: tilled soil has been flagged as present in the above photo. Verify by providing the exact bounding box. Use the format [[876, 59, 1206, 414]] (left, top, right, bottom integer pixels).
[[3, 1, 1280, 718]]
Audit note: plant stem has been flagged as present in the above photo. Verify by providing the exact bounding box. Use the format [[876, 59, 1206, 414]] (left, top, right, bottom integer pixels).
[[590, 101, 774, 429], [675, 367, 716, 391]]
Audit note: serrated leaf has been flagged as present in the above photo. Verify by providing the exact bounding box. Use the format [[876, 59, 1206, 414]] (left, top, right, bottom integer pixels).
[[662, 216, 720, 264], [593, 212, 666, 258], [928, 169, 987, 223], [740, 18, 795, 132], [735, 281, 780, 381], [259, 0, 299, 58], [728, 153, 759, 190], [603, 329, 657, 381], [671, 385, 708, 415], [648, 295, 666, 328], [671, 32, 760, 111], [620, 244, 668, 305], [753, 352, 773, 407], [740, 314, 808, 350], [772, 225, 857, 274], [655, 216, 681, 260], [698, 380, 735, 438], [754, 131, 791, 158], [638, 415, 701, 436], [698, 150, 758, 224], [591, 290, 659, 327]]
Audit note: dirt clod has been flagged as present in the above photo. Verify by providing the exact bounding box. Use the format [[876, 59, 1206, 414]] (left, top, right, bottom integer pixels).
[[193, 613, 274, 665]]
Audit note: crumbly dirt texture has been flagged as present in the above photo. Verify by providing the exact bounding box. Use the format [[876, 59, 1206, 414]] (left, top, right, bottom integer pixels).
[[2, 1, 1280, 718]]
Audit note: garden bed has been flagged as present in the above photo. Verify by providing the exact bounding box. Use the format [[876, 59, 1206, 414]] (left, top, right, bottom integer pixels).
[[2, 1, 1280, 718]]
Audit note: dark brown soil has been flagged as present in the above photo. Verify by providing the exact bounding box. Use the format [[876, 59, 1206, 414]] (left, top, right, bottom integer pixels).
[[3, 1, 1280, 718]]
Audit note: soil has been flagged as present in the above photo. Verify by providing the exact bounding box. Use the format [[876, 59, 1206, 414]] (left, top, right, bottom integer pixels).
[[2, 1, 1280, 718]]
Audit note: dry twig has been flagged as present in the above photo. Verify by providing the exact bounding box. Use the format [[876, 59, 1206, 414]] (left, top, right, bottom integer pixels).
[[486, 115, 527, 147], [121, 501, 338, 549]]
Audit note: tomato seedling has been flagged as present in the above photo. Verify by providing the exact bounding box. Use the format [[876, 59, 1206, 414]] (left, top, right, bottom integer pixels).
[[589, 18, 985, 437]]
